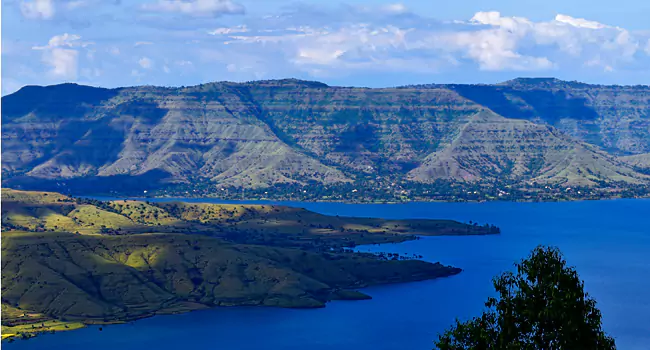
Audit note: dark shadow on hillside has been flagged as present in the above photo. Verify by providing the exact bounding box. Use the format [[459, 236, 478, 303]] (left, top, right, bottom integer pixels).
[[1, 83, 119, 120], [451, 85, 599, 123], [2, 170, 172, 196]]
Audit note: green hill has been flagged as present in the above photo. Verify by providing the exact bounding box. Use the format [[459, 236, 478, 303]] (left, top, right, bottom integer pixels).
[[1, 189, 496, 339], [2, 231, 456, 319], [1, 189, 495, 246]]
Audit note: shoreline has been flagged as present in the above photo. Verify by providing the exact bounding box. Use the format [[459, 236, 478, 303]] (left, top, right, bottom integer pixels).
[[0, 189, 486, 342], [1, 269, 459, 342], [79, 193, 650, 205]]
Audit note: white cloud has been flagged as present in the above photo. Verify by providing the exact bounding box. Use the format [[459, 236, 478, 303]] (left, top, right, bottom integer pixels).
[[554, 14, 607, 29], [20, 0, 55, 19], [437, 11, 643, 71], [609, 30, 638, 59], [32, 33, 91, 79], [44, 48, 79, 79], [8, 5, 650, 90], [139, 57, 154, 69], [49, 34, 81, 48], [32, 33, 91, 50], [218, 9, 563, 74], [296, 48, 346, 66], [470, 11, 532, 31], [437, 29, 555, 71], [208, 25, 248, 35], [142, 0, 244, 17]]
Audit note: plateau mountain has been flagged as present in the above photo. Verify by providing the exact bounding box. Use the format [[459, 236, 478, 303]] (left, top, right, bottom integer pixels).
[[3, 78, 649, 197]]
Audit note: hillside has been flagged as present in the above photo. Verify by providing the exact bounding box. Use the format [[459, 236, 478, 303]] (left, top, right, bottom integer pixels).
[[2, 78, 650, 198], [621, 153, 650, 173], [1, 189, 497, 339], [432, 78, 650, 155], [407, 111, 649, 186], [1, 231, 457, 320], [1, 189, 495, 246]]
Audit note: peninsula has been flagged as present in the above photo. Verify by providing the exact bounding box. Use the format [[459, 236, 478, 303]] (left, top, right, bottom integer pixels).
[[1, 189, 498, 340]]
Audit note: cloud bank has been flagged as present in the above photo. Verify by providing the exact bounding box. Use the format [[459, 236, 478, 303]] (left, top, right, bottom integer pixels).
[[3, 3, 650, 94]]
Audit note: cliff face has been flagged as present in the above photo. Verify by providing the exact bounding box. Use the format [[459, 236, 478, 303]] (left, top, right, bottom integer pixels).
[[444, 78, 650, 155], [407, 110, 649, 186], [1, 82, 349, 187], [3, 78, 650, 190]]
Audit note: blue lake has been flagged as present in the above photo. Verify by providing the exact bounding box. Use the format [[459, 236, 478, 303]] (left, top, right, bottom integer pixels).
[[6, 199, 650, 350]]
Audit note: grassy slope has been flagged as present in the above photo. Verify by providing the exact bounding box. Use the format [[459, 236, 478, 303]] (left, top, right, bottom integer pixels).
[[1, 305, 85, 340], [2, 189, 494, 248], [407, 111, 649, 186], [0, 231, 457, 336], [151, 201, 493, 248], [621, 153, 650, 171], [1, 189, 492, 339]]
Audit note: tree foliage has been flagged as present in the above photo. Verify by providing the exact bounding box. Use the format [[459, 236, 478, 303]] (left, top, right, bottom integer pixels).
[[435, 246, 616, 350]]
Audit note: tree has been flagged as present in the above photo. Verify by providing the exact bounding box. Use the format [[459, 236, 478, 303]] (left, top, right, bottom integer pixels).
[[435, 246, 615, 350]]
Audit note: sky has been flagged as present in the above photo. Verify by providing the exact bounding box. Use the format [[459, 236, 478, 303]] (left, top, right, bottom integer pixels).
[[2, 0, 650, 95]]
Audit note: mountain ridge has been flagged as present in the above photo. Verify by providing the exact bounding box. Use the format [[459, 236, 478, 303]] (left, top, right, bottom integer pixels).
[[3, 78, 650, 197]]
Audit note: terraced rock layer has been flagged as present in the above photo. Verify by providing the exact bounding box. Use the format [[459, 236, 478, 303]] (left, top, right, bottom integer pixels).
[[3, 78, 649, 189]]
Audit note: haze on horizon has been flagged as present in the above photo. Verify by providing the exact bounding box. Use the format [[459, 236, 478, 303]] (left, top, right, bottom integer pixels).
[[2, 0, 650, 96]]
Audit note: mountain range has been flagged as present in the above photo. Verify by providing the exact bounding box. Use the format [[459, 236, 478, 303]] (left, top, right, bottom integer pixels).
[[3, 78, 650, 196]]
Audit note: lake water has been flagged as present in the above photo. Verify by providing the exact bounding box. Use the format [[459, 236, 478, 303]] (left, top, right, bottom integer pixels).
[[6, 199, 650, 350]]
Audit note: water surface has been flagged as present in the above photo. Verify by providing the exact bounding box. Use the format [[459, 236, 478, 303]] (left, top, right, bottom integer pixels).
[[7, 199, 650, 349]]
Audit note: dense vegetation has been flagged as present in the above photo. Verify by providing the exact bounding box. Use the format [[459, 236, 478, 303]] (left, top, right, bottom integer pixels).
[[150, 179, 650, 203], [434, 246, 615, 350], [10, 176, 649, 204]]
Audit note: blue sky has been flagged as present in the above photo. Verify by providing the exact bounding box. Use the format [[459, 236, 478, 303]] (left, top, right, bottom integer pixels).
[[2, 0, 650, 95]]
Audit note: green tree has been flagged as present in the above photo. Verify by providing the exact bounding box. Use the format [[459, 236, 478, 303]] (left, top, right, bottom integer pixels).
[[435, 246, 615, 350]]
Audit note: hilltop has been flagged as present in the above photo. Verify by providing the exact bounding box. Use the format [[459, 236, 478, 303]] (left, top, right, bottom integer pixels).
[[2, 78, 650, 200], [1, 189, 497, 339]]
